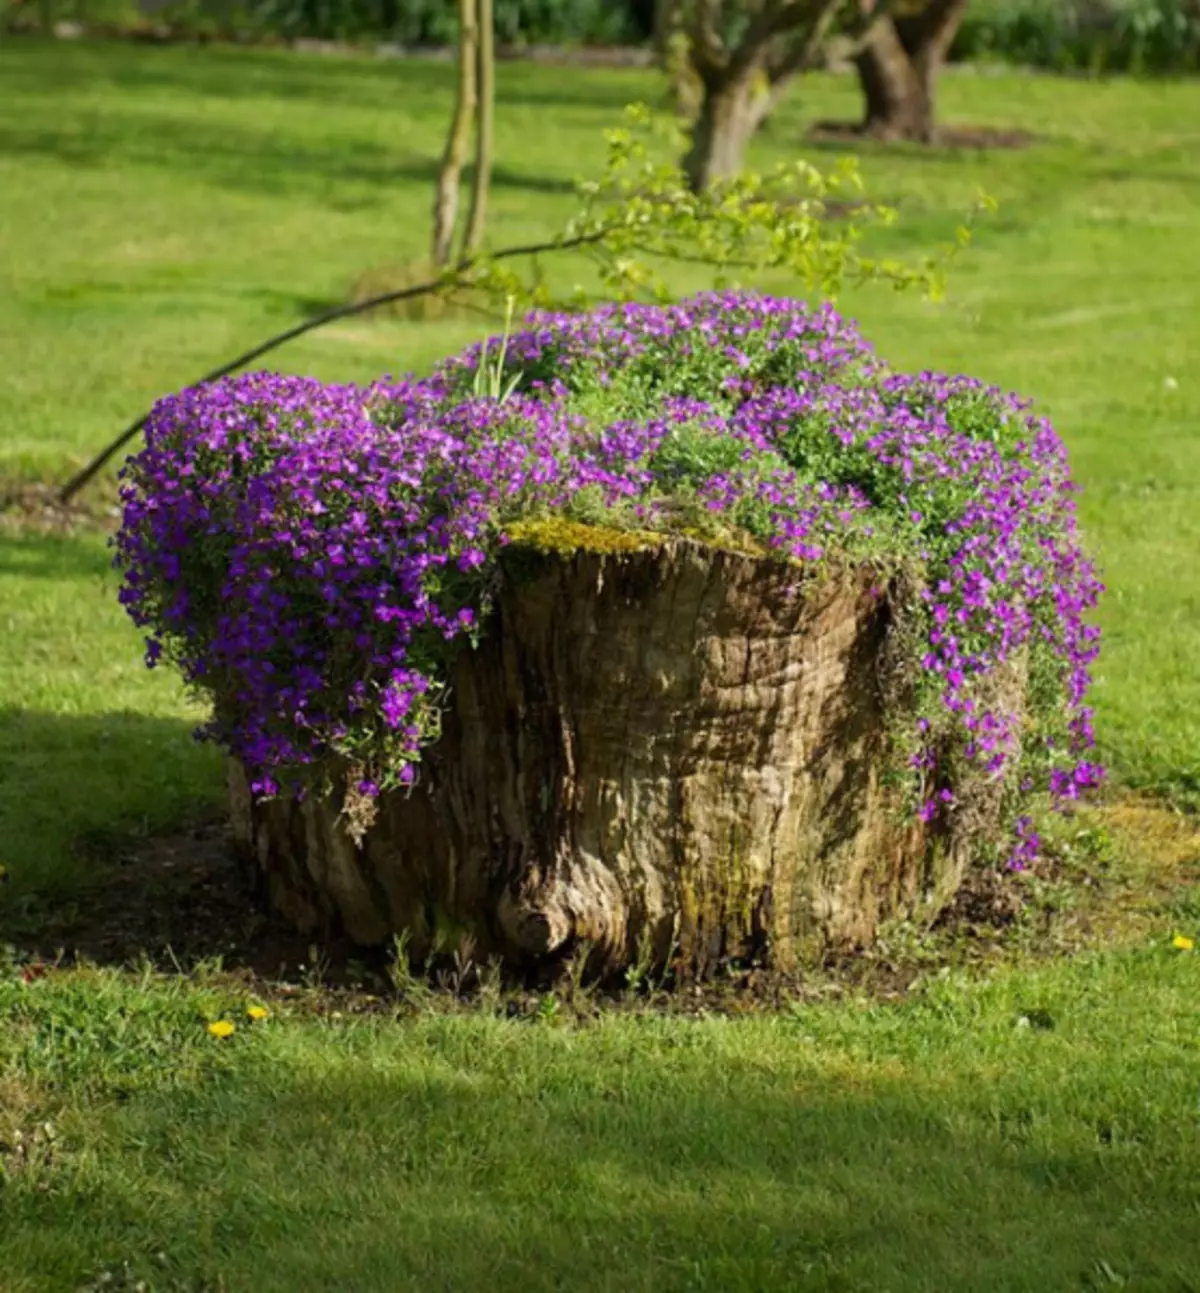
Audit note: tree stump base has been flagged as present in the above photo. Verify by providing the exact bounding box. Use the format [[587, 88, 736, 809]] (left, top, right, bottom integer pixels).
[[229, 532, 1012, 979]]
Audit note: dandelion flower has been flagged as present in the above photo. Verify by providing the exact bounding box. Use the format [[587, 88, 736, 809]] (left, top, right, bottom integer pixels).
[[1172, 934, 1194, 952], [207, 1019, 236, 1038], [246, 1005, 269, 1021]]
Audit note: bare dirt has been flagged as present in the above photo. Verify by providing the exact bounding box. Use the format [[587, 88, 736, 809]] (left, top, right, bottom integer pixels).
[[808, 121, 1037, 150], [7, 801, 1170, 1019], [14, 819, 376, 989], [0, 479, 120, 536]]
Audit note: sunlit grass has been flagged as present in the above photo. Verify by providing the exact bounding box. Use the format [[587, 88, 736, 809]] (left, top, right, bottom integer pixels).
[[2, 43, 1198, 818], [1, 42, 1199, 1292], [2, 944, 1199, 1291]]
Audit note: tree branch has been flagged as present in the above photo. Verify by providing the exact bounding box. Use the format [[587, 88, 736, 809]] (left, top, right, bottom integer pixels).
[[58, 230, 606, 504], [899, 0, 969, 62], [685, 0, 728, 78], [723, 0, 837, 81], [838, 0, 904, 58], [765, 0, 848, 81]]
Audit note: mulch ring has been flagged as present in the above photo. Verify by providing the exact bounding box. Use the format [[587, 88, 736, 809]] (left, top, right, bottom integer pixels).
[[808, 120, 1037, 151], [4, 815, 1054, 1018]]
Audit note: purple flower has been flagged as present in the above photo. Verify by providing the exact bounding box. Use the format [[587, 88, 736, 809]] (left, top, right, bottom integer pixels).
[[113, 291, 1103, 859]]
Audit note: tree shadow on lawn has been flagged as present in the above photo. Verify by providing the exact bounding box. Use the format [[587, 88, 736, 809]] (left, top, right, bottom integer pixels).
[[0, 708, 249, 955], [802, 121, 1039, 159], [0, 114, 577, 207], [0, 529, 118, 582], [5, 1037, 1196, 1291], [4, 42, 649, 118]]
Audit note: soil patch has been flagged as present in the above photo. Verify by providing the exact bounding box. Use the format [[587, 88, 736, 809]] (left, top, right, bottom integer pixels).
[[0, 479, 119, 537], [808, 121, 1037, 151], [8, 797, 1193, 1018], [13, 819, 376, 989]]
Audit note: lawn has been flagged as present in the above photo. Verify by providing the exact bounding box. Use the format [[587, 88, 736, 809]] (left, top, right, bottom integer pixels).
[[3, 947, 1199, 1293], [1, 38, 1199, 1293]]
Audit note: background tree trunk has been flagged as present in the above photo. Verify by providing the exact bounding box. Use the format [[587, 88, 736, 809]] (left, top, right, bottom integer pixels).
[[854, 0, 969, 141], [675, 0, 844, 190], [231, 535, 1022, 980], [682, 70, 769, 192], [431, 0, 479, 267], [459, 0, 494, 261]]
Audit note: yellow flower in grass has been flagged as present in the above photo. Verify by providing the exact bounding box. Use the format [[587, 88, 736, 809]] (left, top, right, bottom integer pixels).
[[246, 1005, 269, 1021], [207, 1019, 236, 1039], [1172, 934, 1194, 952]]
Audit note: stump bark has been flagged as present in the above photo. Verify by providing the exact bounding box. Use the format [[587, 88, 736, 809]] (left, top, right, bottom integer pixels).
[[230, 532, 1014, 978]]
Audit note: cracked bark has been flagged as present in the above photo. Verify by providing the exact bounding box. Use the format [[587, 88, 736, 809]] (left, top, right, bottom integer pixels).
[[230, 537, 1020, 978], [854, 0, 970, 142]]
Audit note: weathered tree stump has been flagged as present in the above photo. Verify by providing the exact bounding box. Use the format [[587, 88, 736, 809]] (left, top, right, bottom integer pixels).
[[230, 533, 1015, 977]]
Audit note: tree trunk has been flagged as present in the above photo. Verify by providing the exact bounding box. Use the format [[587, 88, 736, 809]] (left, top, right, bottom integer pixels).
[[230, 533, 1023, 980], [854, 0, 969, 142], [682, 71, 768, 192], [459, 0, 493, 261], [652, 0, 676, 55], [431, 0, 478, 268]]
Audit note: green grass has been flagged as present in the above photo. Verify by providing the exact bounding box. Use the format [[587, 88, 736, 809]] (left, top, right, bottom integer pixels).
[[3, 947, 1200, 1292], [2, 40, 1200, 1292], [1, 41, 1198, 892]]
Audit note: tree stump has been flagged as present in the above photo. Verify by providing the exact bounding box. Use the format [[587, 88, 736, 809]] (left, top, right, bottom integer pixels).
[[229, 532, 1016, 978]]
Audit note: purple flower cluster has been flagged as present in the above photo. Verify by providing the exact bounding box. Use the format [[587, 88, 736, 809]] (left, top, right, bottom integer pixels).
[[115, 291, 1102, 863]]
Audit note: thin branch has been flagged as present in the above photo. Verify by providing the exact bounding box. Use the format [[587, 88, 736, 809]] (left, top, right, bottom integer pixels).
[[460, 0, 494, 259], [726, 0, 795, 80], [720, 0, 834, 81], [59, 230, 607, 503]]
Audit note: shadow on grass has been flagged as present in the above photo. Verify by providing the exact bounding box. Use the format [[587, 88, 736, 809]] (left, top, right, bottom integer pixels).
[[3, 1027, 1196, 1291], [0, 113, 578, 206], [0, 708, 224, 917], [0, 530, 117, 582]]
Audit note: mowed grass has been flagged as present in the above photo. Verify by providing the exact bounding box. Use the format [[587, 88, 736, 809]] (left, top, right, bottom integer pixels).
[[1, 42, 1198, 897], [3, 946, 1200, 1293], [1, 40, 1199, 1293]]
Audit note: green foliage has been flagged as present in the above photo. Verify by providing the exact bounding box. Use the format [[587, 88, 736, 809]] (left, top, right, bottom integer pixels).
[[451, 103, 981, 316], [953, 0, 1200, 73], [1, 0, 649, 43], [9, 0, 1200, 75], [469, 294, 522, 401]]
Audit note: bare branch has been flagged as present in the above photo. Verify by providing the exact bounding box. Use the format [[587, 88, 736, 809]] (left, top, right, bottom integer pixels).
[[58, 230, 607, 503], [722, 0, 830, 80]]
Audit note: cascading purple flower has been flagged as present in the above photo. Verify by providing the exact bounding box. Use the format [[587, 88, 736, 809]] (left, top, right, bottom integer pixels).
[[114, 291, 1103, 865]]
